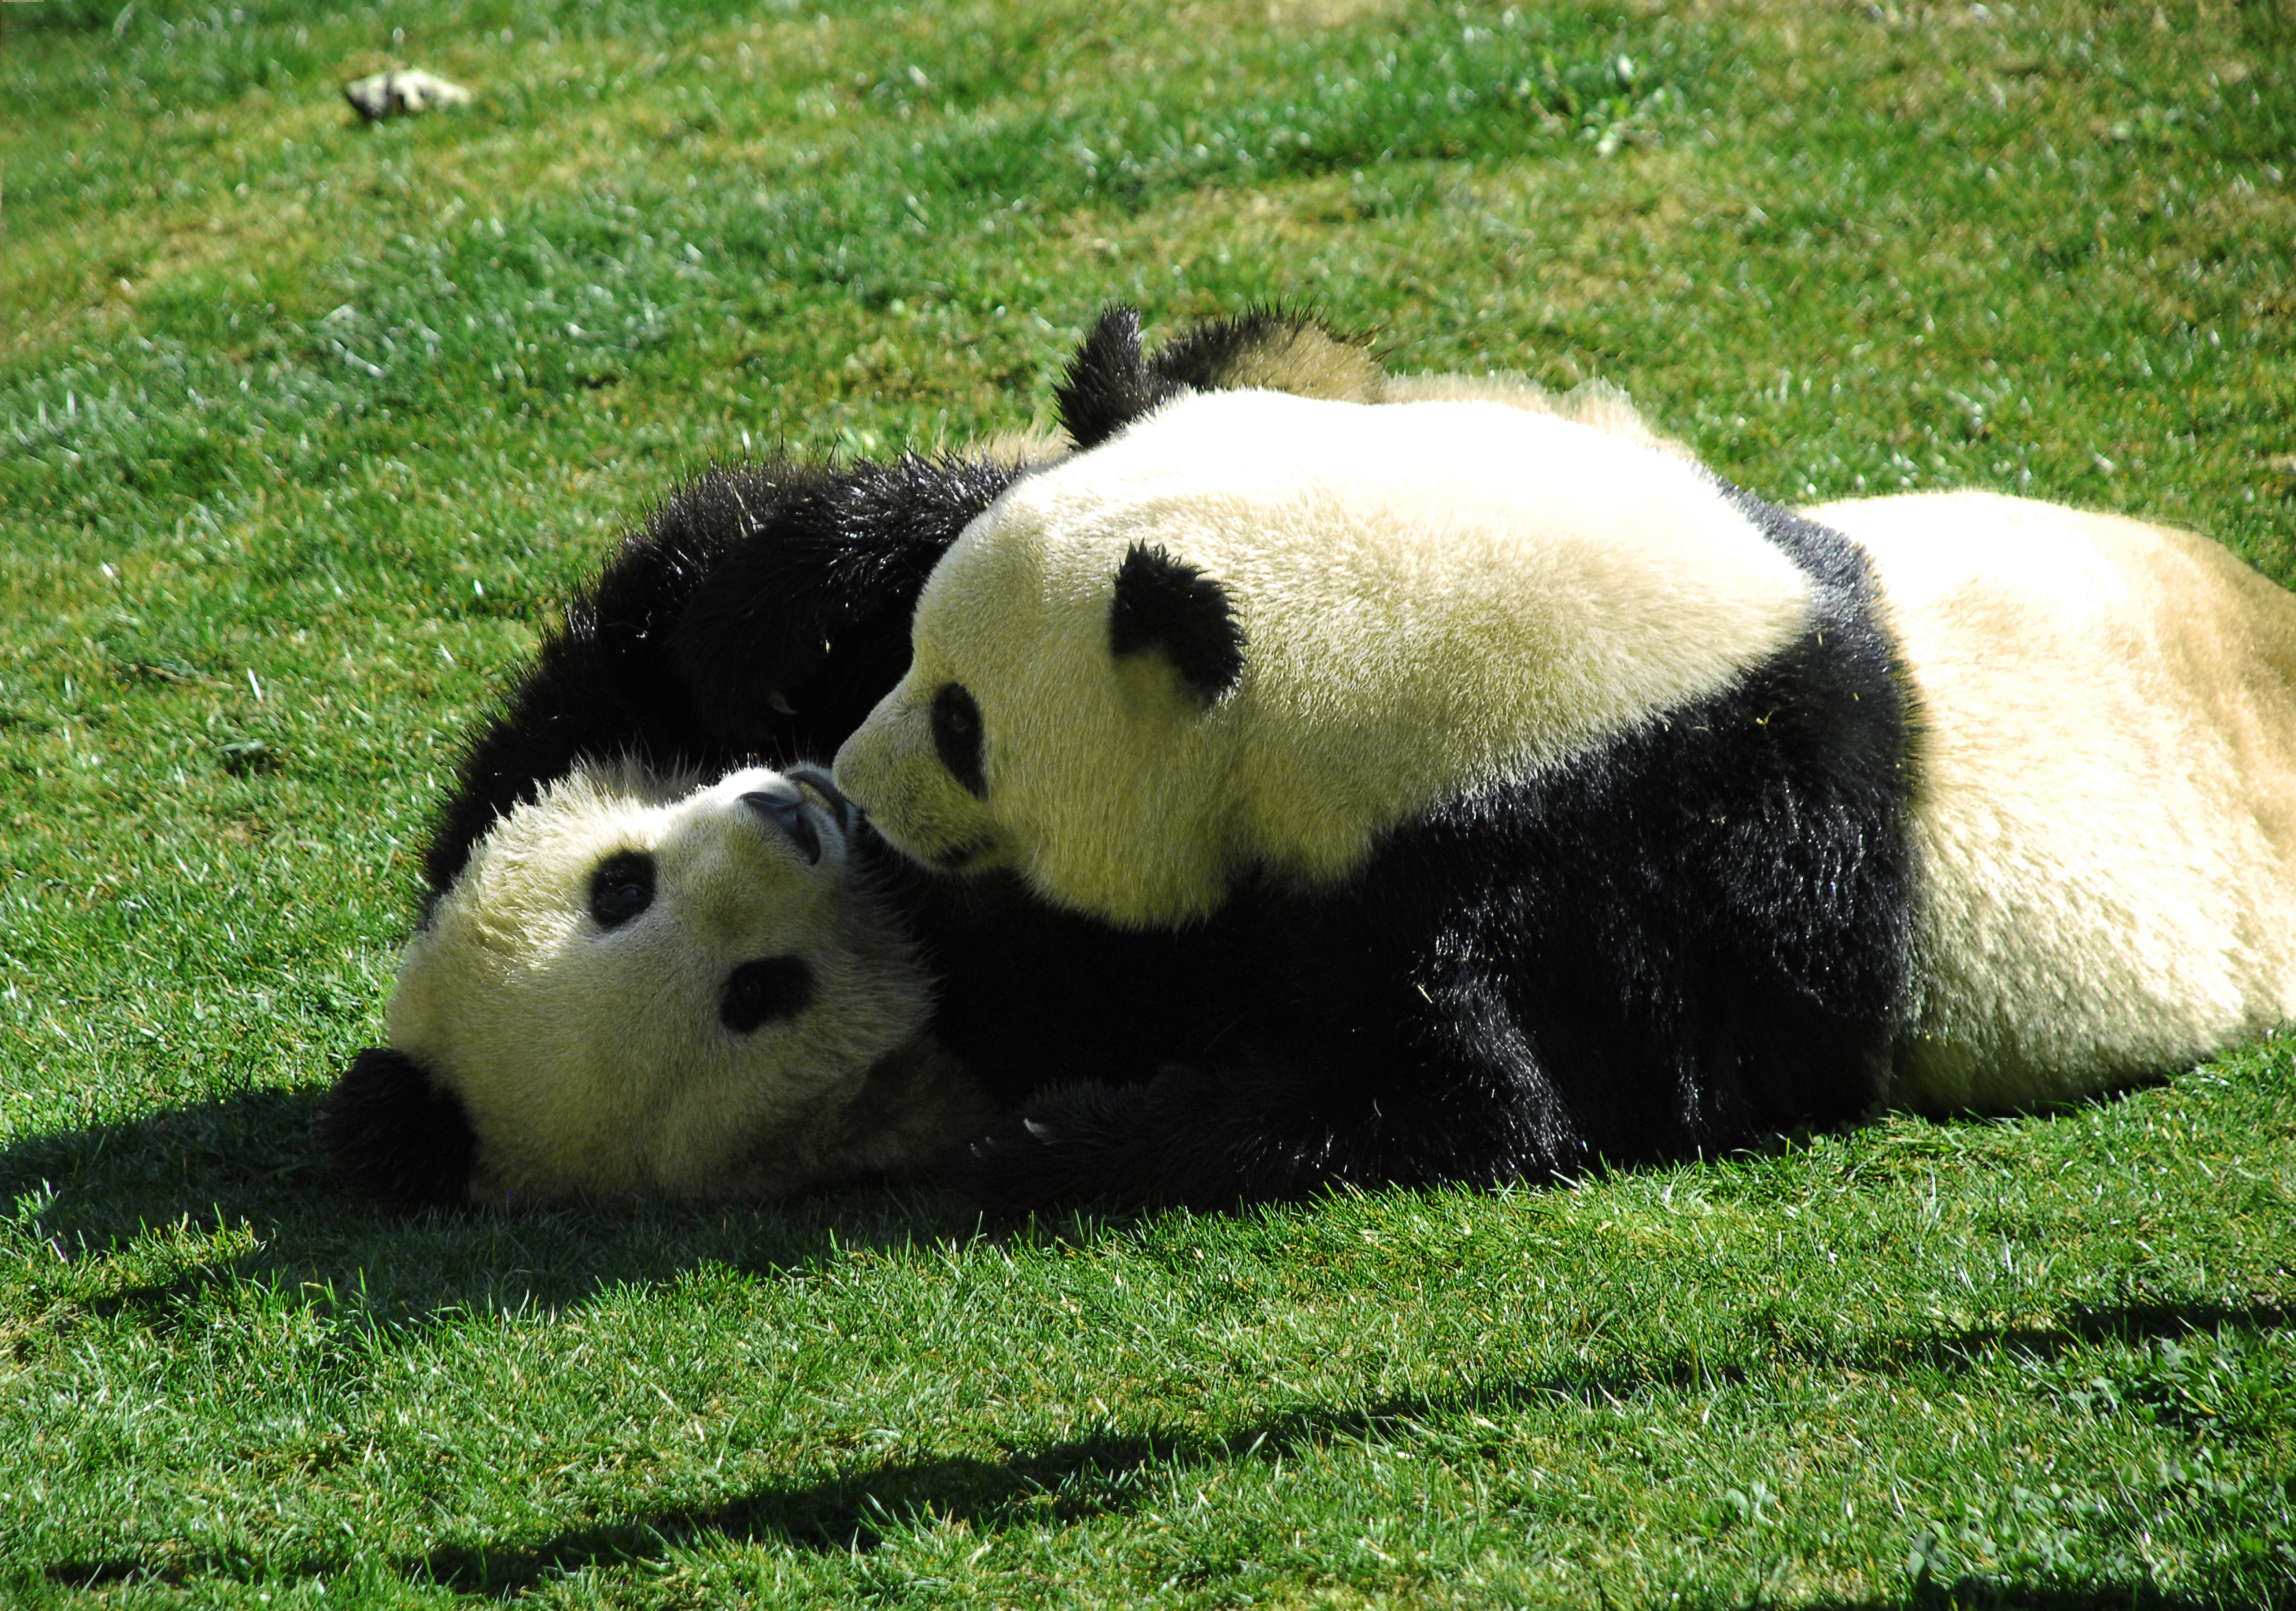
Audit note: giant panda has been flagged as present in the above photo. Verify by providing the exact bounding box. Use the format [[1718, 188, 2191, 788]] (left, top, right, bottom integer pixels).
[[324, 310, 1381, 1208], [832, 309, 2296, 1210]]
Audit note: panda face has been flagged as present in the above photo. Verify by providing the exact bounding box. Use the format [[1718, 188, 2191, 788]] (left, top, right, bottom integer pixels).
[[833, 501, 1245, 926], [837, 387, 1816, 927], [383, 761, 944, 1201]]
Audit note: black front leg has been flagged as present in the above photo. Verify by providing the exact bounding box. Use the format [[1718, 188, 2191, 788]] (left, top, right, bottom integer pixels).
[[959, 968, 1588, 1213]]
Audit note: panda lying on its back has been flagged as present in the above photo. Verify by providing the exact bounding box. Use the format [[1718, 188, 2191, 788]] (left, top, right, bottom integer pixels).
[[836, 310, 2296, 1210]]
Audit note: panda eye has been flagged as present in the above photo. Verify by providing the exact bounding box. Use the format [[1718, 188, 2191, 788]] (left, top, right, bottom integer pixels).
[[721, 955, 815, 1033], [930, 682, 987, 798], [588, 850, 656, 929]]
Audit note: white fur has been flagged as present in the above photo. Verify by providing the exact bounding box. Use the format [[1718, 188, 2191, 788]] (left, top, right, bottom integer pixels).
[[836, 387, 1815, 924], [387, 762, 988, 1202], [1815, 491, 2296, 1108]]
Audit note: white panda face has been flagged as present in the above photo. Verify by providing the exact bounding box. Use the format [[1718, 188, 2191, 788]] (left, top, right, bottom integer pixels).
[[385, 761, 942, 1201], [833, 501, 1245, 927]]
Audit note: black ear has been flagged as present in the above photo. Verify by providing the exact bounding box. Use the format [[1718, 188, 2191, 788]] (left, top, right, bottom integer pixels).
[[1055, 307, 1185, 451], [1110, 542, 1246, 702], [318, 1047, 478, 1213]]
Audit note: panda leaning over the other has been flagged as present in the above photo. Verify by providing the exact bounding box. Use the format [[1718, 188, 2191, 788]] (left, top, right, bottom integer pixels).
[[835, 308, 2296, 1208], [326, 307, 2296, 1214]]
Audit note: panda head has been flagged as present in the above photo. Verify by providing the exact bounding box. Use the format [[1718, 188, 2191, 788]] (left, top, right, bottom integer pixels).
[[830, 501, 1250, 927], [324, 760, 986, 1208]]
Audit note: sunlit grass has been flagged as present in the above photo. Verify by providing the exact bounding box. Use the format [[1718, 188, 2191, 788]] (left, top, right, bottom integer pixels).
[[2, 0, 2293, 1603]]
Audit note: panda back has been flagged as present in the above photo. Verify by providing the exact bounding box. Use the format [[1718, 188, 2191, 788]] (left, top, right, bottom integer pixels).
[[963, 389, 1828, 894]]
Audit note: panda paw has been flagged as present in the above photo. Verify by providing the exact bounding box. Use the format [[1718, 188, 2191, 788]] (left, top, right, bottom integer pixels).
[[959, 1093, 1125, 1212], [959, 1069, 1222, 1213]]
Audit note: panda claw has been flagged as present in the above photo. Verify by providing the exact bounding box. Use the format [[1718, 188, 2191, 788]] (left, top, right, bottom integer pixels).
[[1023, 1118, 1055, 1141]]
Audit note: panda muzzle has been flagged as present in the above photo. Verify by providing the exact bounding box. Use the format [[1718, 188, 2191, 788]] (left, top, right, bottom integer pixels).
[[741, 783, 824, 865], [785, 765, 852, 833]]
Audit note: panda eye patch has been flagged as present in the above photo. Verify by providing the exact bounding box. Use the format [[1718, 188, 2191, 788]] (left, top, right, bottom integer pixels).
[[931, 682, 987, 798], [721, 955, 815, 1033], [587, 850, 656, 929]]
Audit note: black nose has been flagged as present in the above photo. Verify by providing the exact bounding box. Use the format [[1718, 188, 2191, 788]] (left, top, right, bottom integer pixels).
[[784, 764, 850, 831], [741, 786, 822, 865]]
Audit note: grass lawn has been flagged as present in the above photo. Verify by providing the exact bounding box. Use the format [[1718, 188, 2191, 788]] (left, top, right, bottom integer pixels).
[[3, 0, 2295, 1602]]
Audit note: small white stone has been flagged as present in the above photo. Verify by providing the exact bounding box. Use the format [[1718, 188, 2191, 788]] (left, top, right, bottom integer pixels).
[[344, 69, 473, 122]]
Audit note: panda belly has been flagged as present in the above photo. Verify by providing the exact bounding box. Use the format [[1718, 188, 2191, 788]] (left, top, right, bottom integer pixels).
[[1816, 490, 2296, 1109]]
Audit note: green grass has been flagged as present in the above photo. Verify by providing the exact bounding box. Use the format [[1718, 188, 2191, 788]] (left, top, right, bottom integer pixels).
[[3, 0, 2294, 1603]]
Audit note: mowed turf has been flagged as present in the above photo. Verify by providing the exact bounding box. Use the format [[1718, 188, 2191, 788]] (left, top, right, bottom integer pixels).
[[3, 0, 2293, 1603]]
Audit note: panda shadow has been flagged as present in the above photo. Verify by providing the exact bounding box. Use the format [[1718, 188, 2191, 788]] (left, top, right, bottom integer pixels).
[[33, 1293, 2284, 1596], [376, 1293, 2282, 1598], [0, 1089, 997, 1329], [1, 1084, 329, 1258]]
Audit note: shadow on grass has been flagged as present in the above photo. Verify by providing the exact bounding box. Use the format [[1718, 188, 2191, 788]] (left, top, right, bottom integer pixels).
[[41, 1295, 2293, 1599], [1, 1088, 988, 1326], [5, 1077, 2281, 1335], [5, 1051, 2227, 1333], [1786, 1588, 2277, 1611], [3, 1084, 329, 1213]]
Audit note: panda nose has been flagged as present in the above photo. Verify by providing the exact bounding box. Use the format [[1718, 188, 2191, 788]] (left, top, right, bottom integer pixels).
[[741, 786, 822, 865]]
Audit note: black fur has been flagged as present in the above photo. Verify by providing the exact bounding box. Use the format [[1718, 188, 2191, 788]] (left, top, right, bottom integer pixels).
[[1054, 307, 1183, 452], [930, 683, 988, 798], [1150, 308, 1319, 391], [588, 849, 656, 929], [1149, 307, 1382, 402], [1108, 542, 1248, 701], [1055, 305, 1376, 451], [317, 1047, 479, 1211], [721, 956, 815, 1032], [423, 453, 1023, 903], [963, 484, 1920, 1210]]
